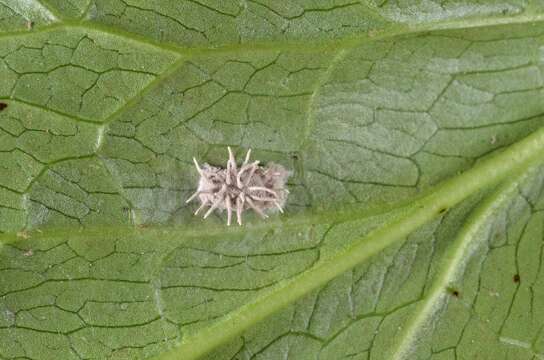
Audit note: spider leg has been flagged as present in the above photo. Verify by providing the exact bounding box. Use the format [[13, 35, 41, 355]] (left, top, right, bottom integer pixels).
[[236, 164, 250, 188], [226, 165, 231, 185], [225, 196, 233, 226], [237, 161, 259, 188], [203, 185, 227, 219], [185, 190, 201, 203], [203, 195, 223, 219], [186, 190, 217, 204], [246, 196, 268, 219], [194, 200, 208, 215], [248, 196, 276, 202], [227, 146, 236, 166], [226, 147, 238, 185], [248, 186, 278, 198], [193, 158, 208, 179], [273, 200, 284, 213], [248, 196, 284, 213], [236, 196, 244, 226], [243, 161, 260, 187], [242, 148, 252, 166]]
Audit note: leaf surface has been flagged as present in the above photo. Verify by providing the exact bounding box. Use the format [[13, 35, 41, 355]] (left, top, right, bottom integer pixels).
[[0, 1, 544, 359]]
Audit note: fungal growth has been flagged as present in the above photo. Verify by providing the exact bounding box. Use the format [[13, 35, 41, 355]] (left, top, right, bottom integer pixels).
[[186, 147, 290, 225]]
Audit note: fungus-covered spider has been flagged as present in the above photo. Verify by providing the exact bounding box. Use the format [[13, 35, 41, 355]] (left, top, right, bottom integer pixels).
[[186, 147, 289, 225]]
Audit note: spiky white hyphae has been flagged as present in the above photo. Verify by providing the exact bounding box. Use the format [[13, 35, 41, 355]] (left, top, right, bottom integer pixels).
[[186, 147, 290, 225]]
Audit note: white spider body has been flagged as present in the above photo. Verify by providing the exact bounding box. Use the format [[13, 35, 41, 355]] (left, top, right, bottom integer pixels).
[[186, 147, 289, 225]]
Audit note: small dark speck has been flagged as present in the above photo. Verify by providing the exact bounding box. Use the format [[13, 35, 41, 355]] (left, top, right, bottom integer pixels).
[[513, 274, 520, 283], [0, 102, 7, 111], [291, 154, 299, 160], [447, 287, 460, 298], [438, 207, 448, 215]]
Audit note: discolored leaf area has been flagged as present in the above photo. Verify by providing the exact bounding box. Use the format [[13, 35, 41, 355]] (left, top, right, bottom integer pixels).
[[1, 1, 544, 359]]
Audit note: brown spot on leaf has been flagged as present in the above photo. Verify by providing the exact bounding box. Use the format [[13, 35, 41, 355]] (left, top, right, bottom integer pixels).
[[447, 287, 460, 298], [0, 102, 7, 111], [513, 274, 520, 283]]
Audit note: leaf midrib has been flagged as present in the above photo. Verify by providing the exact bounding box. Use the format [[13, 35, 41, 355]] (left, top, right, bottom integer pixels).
[[0, 196, 409, 245]]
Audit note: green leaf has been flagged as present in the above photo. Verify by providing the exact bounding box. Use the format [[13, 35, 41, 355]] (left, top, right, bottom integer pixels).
[[1, 2, 544, 359]]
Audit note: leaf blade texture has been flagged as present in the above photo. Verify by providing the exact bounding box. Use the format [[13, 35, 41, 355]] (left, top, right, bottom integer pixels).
[[1, 1, 544, 359]]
